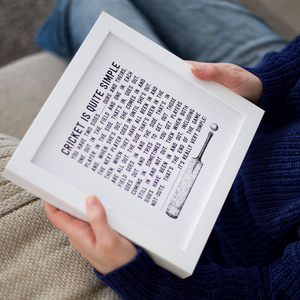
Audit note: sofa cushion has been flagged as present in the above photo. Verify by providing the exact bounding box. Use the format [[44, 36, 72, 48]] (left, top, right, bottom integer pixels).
[[0, 134, 120, 300], [0, 52, 68, 140], [238, 0, 300, 40]]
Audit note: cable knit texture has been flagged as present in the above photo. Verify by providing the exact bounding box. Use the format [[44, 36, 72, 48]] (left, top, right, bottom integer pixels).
[[0, 134, 121, 300], [95, 37, 300, 299]]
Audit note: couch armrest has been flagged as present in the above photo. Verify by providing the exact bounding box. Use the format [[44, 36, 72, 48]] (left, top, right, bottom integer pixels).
[[238, 0, 300, 40], [0, 52, 68, 140]]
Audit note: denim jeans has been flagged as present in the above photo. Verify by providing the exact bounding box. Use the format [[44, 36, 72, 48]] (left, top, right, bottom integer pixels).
[[36, 0, 287, 66]]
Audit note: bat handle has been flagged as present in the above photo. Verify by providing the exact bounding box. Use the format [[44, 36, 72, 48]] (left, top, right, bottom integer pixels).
[[195, 123, 218, 161], [196, 131, 214, 161]]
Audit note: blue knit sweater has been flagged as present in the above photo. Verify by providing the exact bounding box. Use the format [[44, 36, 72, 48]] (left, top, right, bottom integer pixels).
[[95, 37, 300, 300]]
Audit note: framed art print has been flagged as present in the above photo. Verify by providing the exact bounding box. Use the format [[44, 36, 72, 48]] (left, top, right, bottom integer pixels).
[[4, 12, 264, 278]]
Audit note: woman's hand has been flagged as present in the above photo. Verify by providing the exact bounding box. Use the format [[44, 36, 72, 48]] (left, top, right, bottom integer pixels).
[[44, 195, 137, 274], [188, 61, 263, 106]]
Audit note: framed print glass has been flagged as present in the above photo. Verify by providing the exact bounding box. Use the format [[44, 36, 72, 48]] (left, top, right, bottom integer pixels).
[[4, 12, 264, 278]]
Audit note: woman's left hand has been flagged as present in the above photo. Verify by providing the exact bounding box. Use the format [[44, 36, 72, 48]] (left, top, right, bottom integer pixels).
[[44, 195, 137, 274]]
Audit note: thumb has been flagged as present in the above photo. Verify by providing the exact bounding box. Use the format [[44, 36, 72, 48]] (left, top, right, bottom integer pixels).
[[188, 61, 263, 105], [189, 61, 234, 84], [85, 194, 113, 240]]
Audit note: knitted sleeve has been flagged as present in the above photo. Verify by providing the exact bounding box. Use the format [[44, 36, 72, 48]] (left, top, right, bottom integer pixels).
[[95, 241, 300, 300], [243, 35, 300, 114]]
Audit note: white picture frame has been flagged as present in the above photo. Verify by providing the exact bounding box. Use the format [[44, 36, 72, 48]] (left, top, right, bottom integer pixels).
[[4, 12, 264, 278]]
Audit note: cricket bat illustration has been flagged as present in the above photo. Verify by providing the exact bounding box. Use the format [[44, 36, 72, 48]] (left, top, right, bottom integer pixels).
[[166, 123, 218, 219]]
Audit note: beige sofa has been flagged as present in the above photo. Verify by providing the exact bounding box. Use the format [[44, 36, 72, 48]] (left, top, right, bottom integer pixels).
[[0, 1, 299, 299]]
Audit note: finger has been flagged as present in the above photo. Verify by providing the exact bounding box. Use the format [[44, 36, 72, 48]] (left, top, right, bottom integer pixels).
[[189, 61, 234, 83], [44, 201, 67, 226], [187, 61, 208, 79], [85, 195, 115, 242], [188, 61, 234, 85], [44, 200, 59, 215], [43, 201, 91, 239]]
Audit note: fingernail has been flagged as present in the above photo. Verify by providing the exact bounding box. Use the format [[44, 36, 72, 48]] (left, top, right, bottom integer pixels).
[[192, 64, 204, 72], [86, 194, 98, 206]]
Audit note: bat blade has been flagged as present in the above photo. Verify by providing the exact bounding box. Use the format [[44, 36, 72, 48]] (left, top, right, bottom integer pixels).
[[166, 158, 203, 219], [165, 126, 217, 219]]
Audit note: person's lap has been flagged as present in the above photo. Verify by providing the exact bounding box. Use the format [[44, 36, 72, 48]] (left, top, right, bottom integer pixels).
[[36, 0, 287, 66], [129, 0, 287, 65], [68, 0, 166, 54]]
